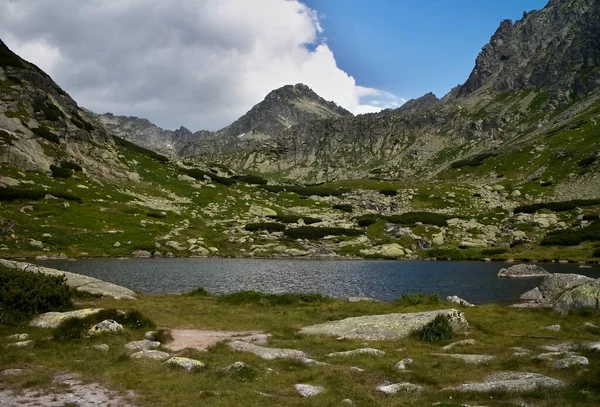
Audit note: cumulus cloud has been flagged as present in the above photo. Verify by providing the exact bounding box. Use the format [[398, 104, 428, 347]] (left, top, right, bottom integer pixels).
[[0, 0, 402, 130]]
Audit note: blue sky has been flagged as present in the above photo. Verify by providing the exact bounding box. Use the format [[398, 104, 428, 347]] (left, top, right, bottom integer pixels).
[[304, 0, 549, 101]]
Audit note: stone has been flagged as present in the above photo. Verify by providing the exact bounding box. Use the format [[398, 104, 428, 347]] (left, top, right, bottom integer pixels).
[[348, 296, 379, 303], [380, 243, 404, 258], [87, 319, 123, 336], [446, 295, 475, 307], [130, 350, 171, 361], [299, 309, 468, 341], [1, 369, 28, 376], [165, 329, 266, 352], [394, 358, 413, 370], [326, 348, 385, 358], [223, 361, 249, 371], [92, 344, 110, 352], [164, 357, 205, 372], [29, 239, 43, 248], [124, 340, 161, 352], [447, 371, 565, 392], [132, 250, 151, 257], [113, 242, 121, 247], [341, 399, 353, 405], [350, 366, 364, 373], [294, 384, 324, 397], [554, 278, 600, 313], [8, 340, 33, 348], [248, 205, 277, 217], [6, 333, 29, 341], [497, 264, 550, 278], [519, 287, 543, 301], [30, 308, 104, 328], [431, 353, 495, 364], [554, 356, 589, 369], [376, 382, 424, 394], [539, 273, 594, 302], [227, 341, 306, 360], [545, 325, 561, 332], [442, 339, 477, 351], [298, 357, 328, 367]]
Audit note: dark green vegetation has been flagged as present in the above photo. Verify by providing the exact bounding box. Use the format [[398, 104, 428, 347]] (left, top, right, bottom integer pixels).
[[541, 221, 600, 246], [31, 126, 60, 143], [356, 212, 451, 227], [379, 189, 398, 196], [146, 211, 167, 219], [113, 136, 169, 163], [283, 226, 363, 240], [0, 186, 82, 203], [266, 214, 322, 224], [244, 222, 286, 232], [33, 99, 63, 121], [332, 204, 353, 212], [233, 174, 268, 185], [515, 199, 600, 214], [259, 184, 349, 197], [0, 39, 24, 68], [217, 291, 329, 306], [179, 167, 236, 186], [0, 266, 72, 325], [50, 164, 72, 178], [417, 314, 453, 342], [60, 160, 83, 172], [450, 153, 497, 169]]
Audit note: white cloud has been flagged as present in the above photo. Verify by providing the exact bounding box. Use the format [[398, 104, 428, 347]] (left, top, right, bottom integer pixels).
[[0, 0, 402, 130]]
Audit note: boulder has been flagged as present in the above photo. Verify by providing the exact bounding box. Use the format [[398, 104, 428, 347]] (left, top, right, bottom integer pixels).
[[299, 309, 468, 341], [441, 339, 477, 351], [8, 340, 33, 348], [248, 205, 277, 217], [326, 348, 385, 358], [87, 319, 123, 336], [376, 383, 424, 394], [164, 357, 205, 372], [294, 384, 324, 397], [348, 296, 379, 303], [92, 344, 110, 352], [227, 341, 306, 360], [130, 350, 171, 361], [124, 340, 161, 352], [132, 250, 151, 258], [539, 273, 594, 302], [394, 358, 413, 370], [431, 353, 495, 364], [446, 295, 475, 307], [498, 264, 550, 278], [298, 358, 329, 367], [554, 356, 589, 369], [380, 243, 405, 258], [554, 278, 600, 313], [447, 371, 565, 392], [519, 287, 543, 301], [6, 333, 29, 341], [30, 308, 104, 329]]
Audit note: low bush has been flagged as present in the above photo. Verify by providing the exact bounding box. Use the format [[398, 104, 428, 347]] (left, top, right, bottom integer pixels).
[[60, 160, 83, 172], [427, 248, 465, 260], [266, 214, 322, 225], [515, 199, 600, 214], [583, 213, 600, 221], [113, 136, 169, 163], [540, 222, 600, 246], [578, 155, 597, 167], [50, 164, 72, 178], [332, 204, 353, 212], [31, 126, 60, 143], [450, 153, 496, 169], [146, 211, 166, 219], [379, 189, 398, 196], [180, 168, 236, 186], [71, 112, 95, 131], [234, 174, 268, 185], [356, 215, 378, 227], [186, 287, 211, 297], [0, 187, 82, 203], [593, 248, 600, 258], [481, 247, 508, 256], [244, 222, 286, 232], [386, 212, 451, 227], [0, 266, 73, 325], [417, 314, 453, 342], [283, 226, 363, 240], [396, 293, 440, 306], [258, 185, 348, 197], [218, 291, 328, 306]]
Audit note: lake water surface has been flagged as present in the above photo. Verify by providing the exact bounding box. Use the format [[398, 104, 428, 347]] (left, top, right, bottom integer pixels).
[[36, 258, 600, 304]]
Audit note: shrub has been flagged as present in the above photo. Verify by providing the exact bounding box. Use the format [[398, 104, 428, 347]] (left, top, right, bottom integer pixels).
[[33, 100, 63, 121], [50, 164, 73, 178], [113, 136, 169, 163], [333, 204, 353, 213], [234, 175, 268, 185], [219, 291, 328, 306], [417, 314, 453, 342], [386, 212, 451, 227], [146, 211, 166, 219], [540, 222, 600, 246], [355, 215, 378, 227], [481, 247, 508, 256], [0, 187, 82, 203], [593, 248, 600, 258], [397, 293, 440, 306], [31, 126, 60, 143], [515, 199, 600, 214], [266, 214, 322, 225], [0, 40, 24, 68], [258, 185, 348, 197], [180, 168, 236, 186], [186, 287, 211, 297], [60, 160, 83, 172], [427, 248, 465, 260], [0, 266, 73, 325], [578, 155, 597, 167], [283, 226, 363, 240], [244, 222, 286, 232], [71, 112, 95, 131], [583, 213, 600, 221], [450, 153, 496, 169], [379, 189, 398, 196]]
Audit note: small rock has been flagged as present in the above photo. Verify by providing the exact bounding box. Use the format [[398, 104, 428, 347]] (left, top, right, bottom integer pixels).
[[227, 341, 306, 360], [223, 361, 249, 371], [113, 242, 121, 247], [431, 353, 495, 364], [446, 295, 475, 307], [132, 250, 151, 258], [545, 325, 561, 332], [130, 350, 171, 361], [124, 340, 161, 352], [341, 399, 353, 405], [348, 296, 379, 303], [144, 331, 158, 341], [350, 366, 364, 373], [92, 344, 110, 352], [164, 357, 205, 372], [498, 264, 550, 278], [394, 358, 413, 370], [6, 333, 29, 341], [376, 382, 424, 394], [1, 369, 28, 376], [295, 384, 324, 397], [442, 339, 477, 351], [8, 340, 33, 348], [554, 356, 589, 369], [326, 348, 385, 358], [298, 357, 328, 367], [87, 319, 123, 336]]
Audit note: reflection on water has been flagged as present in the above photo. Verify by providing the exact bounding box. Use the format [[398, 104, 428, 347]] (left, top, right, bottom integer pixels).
[[36, 258, 600, 304]]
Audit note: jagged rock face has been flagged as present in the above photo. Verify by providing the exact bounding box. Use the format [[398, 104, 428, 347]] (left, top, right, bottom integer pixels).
[[457, 0, 600, 98]]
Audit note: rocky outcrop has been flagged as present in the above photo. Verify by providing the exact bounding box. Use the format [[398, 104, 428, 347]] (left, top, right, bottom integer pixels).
[[299, 309, 468, 340], [554, 278, 600, 313], [30, 308, 104, 328], [514, 273, 598, 311], [447, 371, 565, 392], [498, 264, 550, 278]]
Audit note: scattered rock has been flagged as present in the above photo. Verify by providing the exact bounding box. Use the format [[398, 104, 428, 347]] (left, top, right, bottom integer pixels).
[[299, 309, 468, 341], [348, 296, 379, 303], [6, 333, 29, 341], [294, 384, 324, 397], [8, 340, 33, 348], [30, 308, 104, 329], [223, 361, 249, 371], [132, 250, 152, 258], [130, 350, 171, 361], [442, 339, 477, 351], [164, 357, 205, 372], [431, 353, 495, 364], [124, 340, 161, 352], [498, 264, 550, 278], [376, 382, 424, 394], [394, 358, 413, 370], [165, 329, 266, 352], [554, 278, 600, 314], [545, 325, 561, 332], [87, 319, 124, 336], [298, 357, 328, 367], [326, 348, 385, 358], [227, 341, 306, 360], [446, 295, 475, 307], [350, 366, 364, 373], [92, 344, 110, 352], [1, 369, 28, 376], [447, 371, 565, 392], [554, 355, 589, 369], [519, 287, 543, 301]]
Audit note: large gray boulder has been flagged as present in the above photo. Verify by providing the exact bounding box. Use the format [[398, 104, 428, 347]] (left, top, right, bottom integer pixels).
[[447, 371, 565, 392], [227, 341, 307, 360], [554, 278, 600, 314], [514, 273, 596, 309], [299, 309, 468, 341], [539, 273, 594, 302], [498, 264, 550, 278], [30, 309, 104, 328]]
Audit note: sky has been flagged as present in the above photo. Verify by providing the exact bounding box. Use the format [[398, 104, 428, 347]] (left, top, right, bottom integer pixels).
[[0, 0, 549, 131]]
